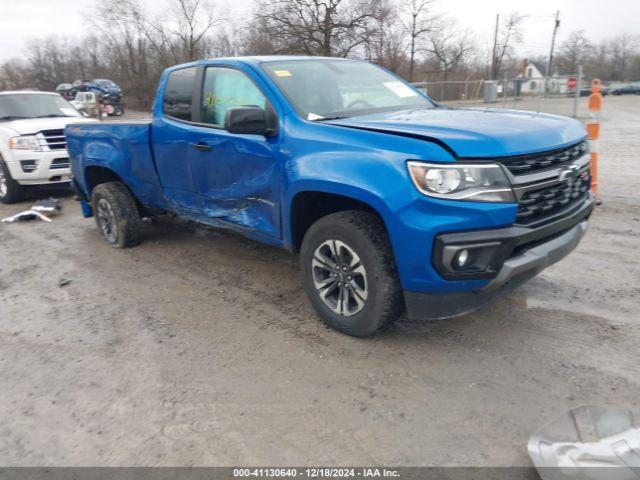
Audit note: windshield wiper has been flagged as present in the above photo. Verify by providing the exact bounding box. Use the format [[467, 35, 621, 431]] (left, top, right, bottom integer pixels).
[[0, 115, 28, 121], [311, 115, 349, 122]]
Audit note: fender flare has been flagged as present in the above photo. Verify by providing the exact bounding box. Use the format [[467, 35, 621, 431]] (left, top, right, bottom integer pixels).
[[284, 180, 395, 247]]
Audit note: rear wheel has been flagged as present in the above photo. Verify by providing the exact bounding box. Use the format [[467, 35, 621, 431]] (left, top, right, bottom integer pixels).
[[91, 182, 141, 248], [301, 210, 404, 337], [0, 158, 25, 204]]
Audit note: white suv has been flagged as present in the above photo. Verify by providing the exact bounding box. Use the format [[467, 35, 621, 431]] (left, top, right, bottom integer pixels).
[[0, 91, 96, 203]]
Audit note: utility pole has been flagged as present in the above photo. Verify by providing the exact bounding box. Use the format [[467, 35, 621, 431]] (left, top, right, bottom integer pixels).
[[491, 14, 500, 80], [544, 10, 560, 95]]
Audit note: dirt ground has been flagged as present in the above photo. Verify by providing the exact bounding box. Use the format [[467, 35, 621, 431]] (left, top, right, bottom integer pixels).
[[0, 96, 638, 468]]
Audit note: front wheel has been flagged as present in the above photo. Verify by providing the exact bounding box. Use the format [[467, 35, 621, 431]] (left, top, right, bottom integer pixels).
[[0, 158, 25, 204], [91, 182, 141, 248], [301, 211, 404, 337]]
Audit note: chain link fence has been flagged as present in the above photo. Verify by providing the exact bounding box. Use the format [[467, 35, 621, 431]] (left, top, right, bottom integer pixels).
[[412, 71, 589, 118]]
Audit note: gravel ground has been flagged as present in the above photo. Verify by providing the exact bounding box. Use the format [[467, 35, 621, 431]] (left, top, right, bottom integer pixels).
[[0, 96, 638, 467]]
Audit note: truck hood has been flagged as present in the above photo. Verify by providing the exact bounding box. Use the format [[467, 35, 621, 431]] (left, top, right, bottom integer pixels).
[[327, 107, 587, 157], [0, 116, 93, 136]]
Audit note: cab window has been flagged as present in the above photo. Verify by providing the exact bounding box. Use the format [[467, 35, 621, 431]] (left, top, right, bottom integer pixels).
[[201, 67, 267, 127], [163, 67, 196, 121]]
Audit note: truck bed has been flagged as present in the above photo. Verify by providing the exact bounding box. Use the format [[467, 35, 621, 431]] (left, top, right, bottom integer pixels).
[[66, 120, 168, 210]]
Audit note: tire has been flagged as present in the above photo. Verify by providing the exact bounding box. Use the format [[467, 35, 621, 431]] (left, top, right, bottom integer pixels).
[[0, 158, 25, 204], [114, 105, 124, 116], [301, 210, 404, 337], [91, 181, 141, 248]]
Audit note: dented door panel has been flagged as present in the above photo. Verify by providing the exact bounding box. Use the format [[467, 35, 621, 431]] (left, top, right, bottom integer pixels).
[[188, 125, 281, 239]]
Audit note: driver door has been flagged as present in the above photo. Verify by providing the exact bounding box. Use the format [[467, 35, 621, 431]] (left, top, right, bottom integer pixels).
[[187, 66, 281, 241]]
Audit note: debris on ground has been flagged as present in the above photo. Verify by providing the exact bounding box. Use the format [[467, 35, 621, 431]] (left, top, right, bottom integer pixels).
[[528, 405, 640, 480], [1, 198, 63, 223], [58, 278, 73, 288], [32, 198, 63, 216], [1, 210, 53, 223]]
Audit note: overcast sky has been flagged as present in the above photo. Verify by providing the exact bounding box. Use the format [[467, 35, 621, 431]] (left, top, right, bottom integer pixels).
[[1, 0, 639, 62]]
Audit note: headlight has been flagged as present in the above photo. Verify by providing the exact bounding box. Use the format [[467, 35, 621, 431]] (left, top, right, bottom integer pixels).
[[407, 161, 515, 203], [9, 136, 42, 152]]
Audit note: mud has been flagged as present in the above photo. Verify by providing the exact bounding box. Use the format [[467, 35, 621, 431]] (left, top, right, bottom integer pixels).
[[0, 96, 638, 466]]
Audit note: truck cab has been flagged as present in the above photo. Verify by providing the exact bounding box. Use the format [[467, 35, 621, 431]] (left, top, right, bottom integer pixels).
[[66, 57, 594, 337]]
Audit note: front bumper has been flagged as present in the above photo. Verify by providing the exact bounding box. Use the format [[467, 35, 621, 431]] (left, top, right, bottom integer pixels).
[[404, 194, 594, 320], [4, 150, 71, 185]]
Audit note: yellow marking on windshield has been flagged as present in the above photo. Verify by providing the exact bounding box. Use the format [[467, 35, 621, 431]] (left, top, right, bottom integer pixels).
[[274, 70, 292, 78]]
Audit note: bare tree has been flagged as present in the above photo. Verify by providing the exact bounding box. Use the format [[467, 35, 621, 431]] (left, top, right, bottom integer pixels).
[[491, 12, 524, 80], [363, 0, 397, 65], [87, 0, 160, 104], [3, 0, 640, 107], [425, 17, 472, 81], [254, 0, 375, 57], [0, 59, 27, 90], [166, 0, 222, 61], [381, 28, 409, 74], [556, 30, 591, 73], [242, 16, 279, 55], [83, 0, 224, 106], [607, 34, 639, 80], [401, 0, 437, 82], [209, 27, 240, 58]]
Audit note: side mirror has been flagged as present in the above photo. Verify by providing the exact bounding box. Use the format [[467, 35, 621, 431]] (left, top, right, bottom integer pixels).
[[224, 106, 269, 135]]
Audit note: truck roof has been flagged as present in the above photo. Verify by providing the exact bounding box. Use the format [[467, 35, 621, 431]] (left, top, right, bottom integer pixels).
[[166, 56, 355, 72], [238, 55, 351, 64]]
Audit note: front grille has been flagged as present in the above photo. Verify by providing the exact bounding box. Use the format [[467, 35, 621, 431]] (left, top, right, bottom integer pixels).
[[39, 129, 67, 150], [50, 157, 70, 170], [516, 171, 591, 225], [497, 142, 589, 175]]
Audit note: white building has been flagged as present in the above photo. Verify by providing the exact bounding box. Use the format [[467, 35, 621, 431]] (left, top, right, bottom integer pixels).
[[518, 61, 569, 95]]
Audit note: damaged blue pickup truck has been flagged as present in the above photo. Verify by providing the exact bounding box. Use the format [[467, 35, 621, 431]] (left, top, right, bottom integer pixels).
[[66, 56, 594, 337]]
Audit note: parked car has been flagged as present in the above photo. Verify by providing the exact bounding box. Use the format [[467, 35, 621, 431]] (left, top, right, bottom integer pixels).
[[567, 86, 610, 97], [69, 79, 90, 98], [92, 79, 124, 116], [66, 57, 594, 337], [92, 78, 122, 97], [68, 79, 124, 116], [0, 91, 95, 203], [70, 79, 105, 95], [55, 83, 74, 100], [610, 83, 640, 95]]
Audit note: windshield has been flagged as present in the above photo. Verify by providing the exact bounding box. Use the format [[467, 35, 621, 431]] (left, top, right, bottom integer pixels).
[[0, 94, 82, 121], [262, 59, 434, 120]]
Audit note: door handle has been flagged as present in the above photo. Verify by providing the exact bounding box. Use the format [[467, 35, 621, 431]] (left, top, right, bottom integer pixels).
[[191, 142, 212, 152]]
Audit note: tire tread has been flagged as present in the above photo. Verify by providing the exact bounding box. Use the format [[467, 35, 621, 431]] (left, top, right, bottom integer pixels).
[[91, 181, 141, 248], [0, 158, 25, 204], [302, 210, 404, 336]]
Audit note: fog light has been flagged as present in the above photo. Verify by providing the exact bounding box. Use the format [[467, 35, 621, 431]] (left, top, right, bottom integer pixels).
[[20, 160, 38, 172], [437, 241, 503, 280], [456, 249, 469, 268]]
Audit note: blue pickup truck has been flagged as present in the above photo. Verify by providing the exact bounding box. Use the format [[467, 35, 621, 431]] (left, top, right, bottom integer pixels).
[[66, 56, 594, 337]]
